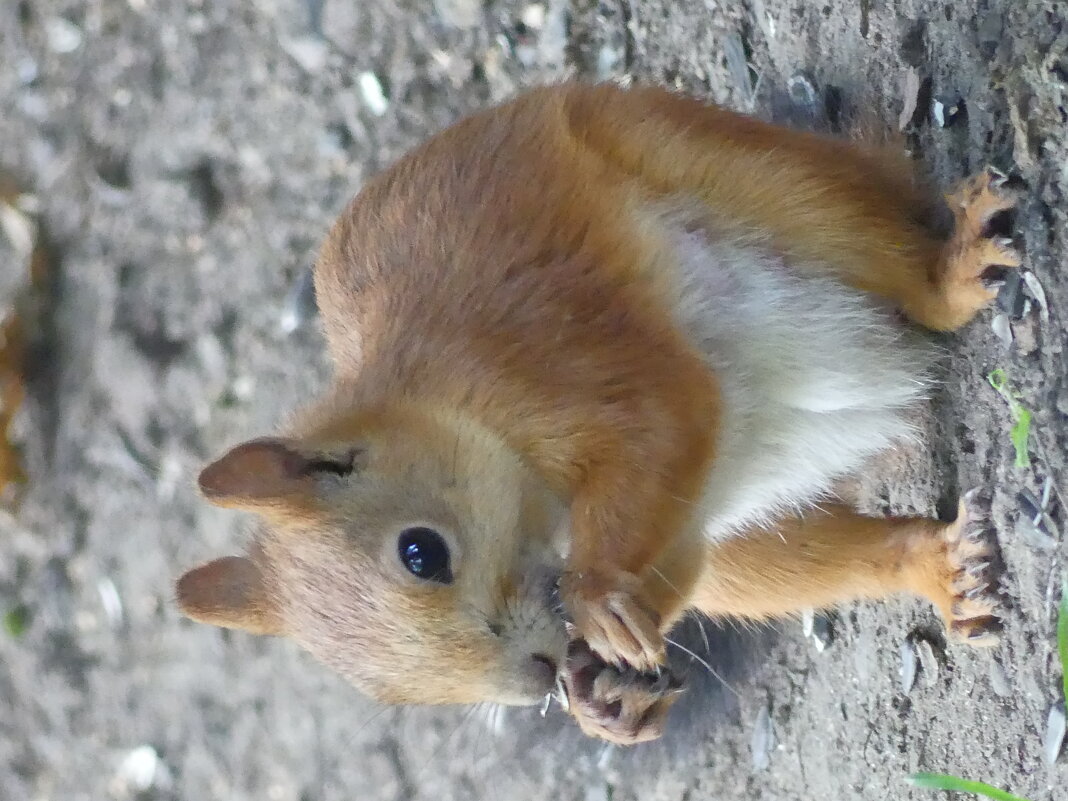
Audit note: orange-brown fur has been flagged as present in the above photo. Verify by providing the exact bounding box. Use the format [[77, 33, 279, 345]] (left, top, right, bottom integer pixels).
[[316, 84, 1003, 656], [691, 500, 997, 643], [178, 83, 1018, 743]]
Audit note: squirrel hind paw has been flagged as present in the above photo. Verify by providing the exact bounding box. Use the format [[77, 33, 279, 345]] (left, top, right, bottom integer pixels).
[[563, 639, 682, 746], [941, 492, 1005, 647]]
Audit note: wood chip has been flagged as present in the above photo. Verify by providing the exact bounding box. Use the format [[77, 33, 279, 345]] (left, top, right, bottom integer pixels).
[[1044, 705, 1066, 765], [898, 68, 922, 131]]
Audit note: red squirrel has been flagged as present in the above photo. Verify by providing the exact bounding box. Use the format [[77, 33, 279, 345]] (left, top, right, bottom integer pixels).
[[177, 83, 1018, 745]]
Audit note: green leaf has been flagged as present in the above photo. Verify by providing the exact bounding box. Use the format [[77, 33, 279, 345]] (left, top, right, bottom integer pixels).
[[986, 369, 1032, 470], [1059, 579, 1068, 714], [908, 773, 1032, 801], [987, 369, 1008, 394], [3, 604, 30, 638], [1009, 407, 1031, 468]]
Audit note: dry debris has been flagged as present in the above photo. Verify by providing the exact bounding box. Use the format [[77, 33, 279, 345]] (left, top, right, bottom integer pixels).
[[0, 175, 48, 505]]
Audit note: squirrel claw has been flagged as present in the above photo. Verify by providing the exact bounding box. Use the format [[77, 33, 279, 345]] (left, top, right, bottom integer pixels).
[[940, 494, 1004, 647]]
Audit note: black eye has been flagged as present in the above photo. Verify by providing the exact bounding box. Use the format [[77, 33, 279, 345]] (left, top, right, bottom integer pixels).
[[397, 527, 452, 583]]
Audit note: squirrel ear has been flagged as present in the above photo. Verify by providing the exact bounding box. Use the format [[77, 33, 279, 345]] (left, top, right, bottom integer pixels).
[[176, 556, 284, 636], [198, 437, 360, 512]]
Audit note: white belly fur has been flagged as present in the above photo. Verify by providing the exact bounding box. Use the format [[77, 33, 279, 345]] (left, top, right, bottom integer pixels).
[[666, 226, 931, 540]]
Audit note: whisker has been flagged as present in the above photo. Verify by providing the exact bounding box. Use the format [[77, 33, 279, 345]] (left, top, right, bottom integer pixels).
[[649, 565, 685, 600], [351, 703, 392, 740], [418, 703, 482, 784], [688, 610, 712, 655], [665, 636, 742, 699]]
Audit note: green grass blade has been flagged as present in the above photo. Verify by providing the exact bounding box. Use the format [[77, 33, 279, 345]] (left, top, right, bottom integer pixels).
[[1059, 579, 1068, 712], [1010, 407, 1031, 468], [908, 772, 1032, 801], [986, 369, 1032, 470]]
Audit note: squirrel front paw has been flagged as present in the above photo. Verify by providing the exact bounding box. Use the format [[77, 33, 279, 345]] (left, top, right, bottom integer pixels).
[[561, 569, 666, 672], [562, 638, 682, 746]]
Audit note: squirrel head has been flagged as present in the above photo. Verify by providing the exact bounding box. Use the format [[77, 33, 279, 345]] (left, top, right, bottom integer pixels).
[[177, 404, 569, 706]]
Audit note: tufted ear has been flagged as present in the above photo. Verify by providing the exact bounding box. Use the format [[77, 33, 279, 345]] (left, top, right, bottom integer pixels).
[[198, 437, 360, 513], [176, 555, 284, 636]]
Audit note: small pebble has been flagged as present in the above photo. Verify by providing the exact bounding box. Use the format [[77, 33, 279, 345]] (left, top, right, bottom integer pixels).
[[521, 3, 546, 30], [751, 704, 775, 771], [595, 44, 624, 81], [279, 267, 319, 334], [96, 578, 124, 628], [914, 638, 939, 688], [16, 57, 38, 85], [283, 36, 328, 73], [800, 609, 833, 651], [987, 659, 1011, 697], [0, 202, 36, 257], [358, 71, 389, 116], [801, 608, 815, 638], [900, 638, 918, 694], [187, 13, 208, 34], [1044, 705, 1066, 765], [991, 313, 1013, 347], [231, 375, 255, 402], [113, 745, 166, 794], [810, 615, 834, 652], [1021, 271, 1049, 325], [45, 17, 83, 53], [932, 95, 964, 128], [787, 73, 818, 112]]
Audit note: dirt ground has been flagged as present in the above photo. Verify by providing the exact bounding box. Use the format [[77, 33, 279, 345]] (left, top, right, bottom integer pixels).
[[1, 1, 1066, 799]]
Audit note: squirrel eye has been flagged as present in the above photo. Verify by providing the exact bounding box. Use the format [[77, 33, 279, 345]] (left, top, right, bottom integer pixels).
[[397, 527, 452, 584]]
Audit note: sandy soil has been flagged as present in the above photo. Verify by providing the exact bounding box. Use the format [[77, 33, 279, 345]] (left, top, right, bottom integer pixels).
[[1, 1, 1066, 799]]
